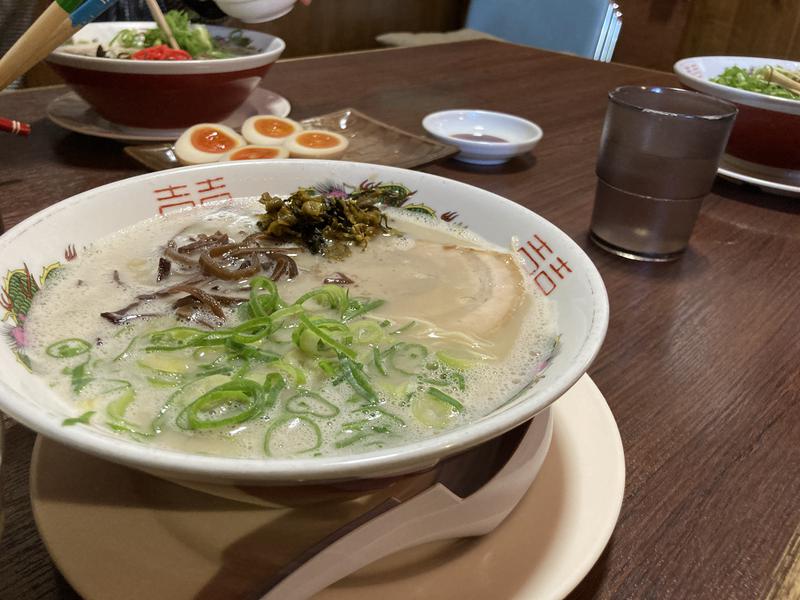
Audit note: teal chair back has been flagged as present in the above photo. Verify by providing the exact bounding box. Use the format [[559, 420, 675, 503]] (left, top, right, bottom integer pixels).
[[466, 0, 622, 62]]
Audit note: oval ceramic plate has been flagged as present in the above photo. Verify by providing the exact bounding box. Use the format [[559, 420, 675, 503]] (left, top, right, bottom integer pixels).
[[31, 375, 625, 600], [46, 88, 291, 142], [124, 108, 458, 170], [0, 160, 608, 484], [717, 154, 800, 198]]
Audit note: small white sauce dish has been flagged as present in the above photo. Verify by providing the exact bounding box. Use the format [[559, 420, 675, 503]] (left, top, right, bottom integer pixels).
[[422, 109, 543, 165]]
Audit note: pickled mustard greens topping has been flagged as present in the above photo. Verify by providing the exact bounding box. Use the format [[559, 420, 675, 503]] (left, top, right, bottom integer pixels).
[[711, 66, 800, 100], [256, 182, 415, 259], [47, 277, 476, 454]]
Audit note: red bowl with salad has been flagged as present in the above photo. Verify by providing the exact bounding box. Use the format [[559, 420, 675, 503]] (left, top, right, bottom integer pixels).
[[47, 12, 285, 130], [674, 56, 800, 171]]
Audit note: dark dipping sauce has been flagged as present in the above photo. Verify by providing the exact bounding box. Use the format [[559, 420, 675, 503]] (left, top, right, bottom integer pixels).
[[452, 133, 509, 143]]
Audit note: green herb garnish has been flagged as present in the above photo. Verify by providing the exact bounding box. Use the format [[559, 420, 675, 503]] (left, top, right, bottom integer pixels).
[[711, 66, 800, 100]]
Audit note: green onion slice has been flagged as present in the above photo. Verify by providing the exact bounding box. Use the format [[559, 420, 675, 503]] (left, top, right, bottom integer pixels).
[[435, 350, 475, 370], [286, 391, 339, 418], [248, 276, 281, 317], [264, 415, 322, 457], [294, 285, 349, 314], [144, 327, 225, 352], [178, 379, 266, 430], [103, 380, 136, 422], [62, 410, 95, 426], [336, 406, 404, 447], [388, 343, 428, 375], [47, 338, 91, 358], [348, 319, 384, 344], [269, 359, 307, 386], [343, 298, 385, 321], [339, 356, 378, 403], [230, 316, 274, 344], [297, 314, 356, 359], [372, 346, 387, 376], [412, 387, 464, 428], [263, 372, 285, 406], [65, 360, 92, 394]]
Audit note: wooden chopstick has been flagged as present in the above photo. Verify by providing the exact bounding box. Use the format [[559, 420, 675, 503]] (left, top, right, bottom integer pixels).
[[143, 0, 180, 50], [0, 1, 80, 92], [0, 0, 119, 94]]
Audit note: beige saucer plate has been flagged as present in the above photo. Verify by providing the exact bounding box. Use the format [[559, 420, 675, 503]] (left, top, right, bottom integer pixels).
[[46, 88, 291, 143], [30, 374, 624, 600]]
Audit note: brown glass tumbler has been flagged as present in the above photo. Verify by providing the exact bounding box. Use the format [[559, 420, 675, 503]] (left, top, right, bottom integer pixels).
[[590, 86, 737, 261]]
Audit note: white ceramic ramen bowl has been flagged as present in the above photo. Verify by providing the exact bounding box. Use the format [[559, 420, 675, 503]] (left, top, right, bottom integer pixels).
[[422, 109, 543, 165], [0, 160, 607, 486]]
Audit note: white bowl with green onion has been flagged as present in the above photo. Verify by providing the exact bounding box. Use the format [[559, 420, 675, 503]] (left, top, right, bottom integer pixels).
[[674, 56, 800, 113], [0, 160, 608, 486], [674, 56, 800, 170]]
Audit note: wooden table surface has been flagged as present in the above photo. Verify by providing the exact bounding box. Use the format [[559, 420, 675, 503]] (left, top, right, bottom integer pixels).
[[1, 40, 799, 600]]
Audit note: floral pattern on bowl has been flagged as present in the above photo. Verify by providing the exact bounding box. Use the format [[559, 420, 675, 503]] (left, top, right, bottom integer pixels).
[[1, 261, 66, 369]]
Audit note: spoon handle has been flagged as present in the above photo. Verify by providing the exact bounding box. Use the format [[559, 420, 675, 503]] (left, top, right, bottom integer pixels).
[[256, 484, 462, 600]]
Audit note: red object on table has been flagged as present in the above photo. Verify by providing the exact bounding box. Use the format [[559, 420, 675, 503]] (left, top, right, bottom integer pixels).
[[49, 63, 272, 128], [131, 45, 192, 61], [0, 117, 30, 136]]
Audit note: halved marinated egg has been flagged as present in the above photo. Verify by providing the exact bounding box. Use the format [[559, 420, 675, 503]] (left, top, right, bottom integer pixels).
[[223, 145, 289, 161], [174, 123, 245, 165], [241, 115, 301, 146], [285, 129, 349, 159]]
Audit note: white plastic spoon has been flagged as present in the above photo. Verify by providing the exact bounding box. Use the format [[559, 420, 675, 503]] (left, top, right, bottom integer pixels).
[[258, 407, 553, 600]]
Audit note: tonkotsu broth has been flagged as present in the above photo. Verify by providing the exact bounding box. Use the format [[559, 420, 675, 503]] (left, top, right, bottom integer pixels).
[[25, 199, 557, 458]]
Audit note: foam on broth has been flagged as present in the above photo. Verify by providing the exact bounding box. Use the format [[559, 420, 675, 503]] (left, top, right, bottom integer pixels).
[[25, 199, 557, 458]]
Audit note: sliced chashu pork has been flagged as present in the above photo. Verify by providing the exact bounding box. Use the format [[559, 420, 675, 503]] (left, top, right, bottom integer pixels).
[[341, 239, 528, 357]]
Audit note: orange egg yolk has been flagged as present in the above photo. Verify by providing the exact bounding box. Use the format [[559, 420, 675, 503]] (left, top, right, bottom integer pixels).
[[191, 127, 238, 154], [230, 147, 281, 160], [296, 132, 340, 149], [255, 118, 296, 138]]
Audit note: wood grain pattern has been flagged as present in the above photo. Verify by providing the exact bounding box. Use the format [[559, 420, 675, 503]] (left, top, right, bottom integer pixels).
[[766, 524, 800, 599], [227, 0, 470, 59], [612, 0, 695, 71], [679, 0, 800, 62], [1, 41, 800, 600]]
